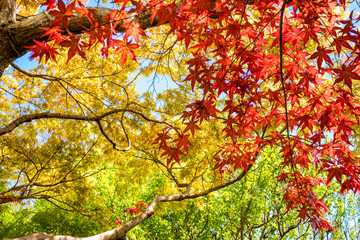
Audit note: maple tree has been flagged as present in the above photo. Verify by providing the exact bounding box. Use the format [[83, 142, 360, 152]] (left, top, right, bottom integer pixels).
[[1, 0, 360, 239]]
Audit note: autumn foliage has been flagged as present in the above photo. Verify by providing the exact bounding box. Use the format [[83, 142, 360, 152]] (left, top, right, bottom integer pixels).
[[23, 0, 360, 232]]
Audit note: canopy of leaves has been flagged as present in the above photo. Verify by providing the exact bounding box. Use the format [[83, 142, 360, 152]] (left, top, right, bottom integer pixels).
[[1, 0, 360, 239]]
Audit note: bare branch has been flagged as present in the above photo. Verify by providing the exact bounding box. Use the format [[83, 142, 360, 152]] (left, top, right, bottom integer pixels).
[[0, 109, 170, 136]]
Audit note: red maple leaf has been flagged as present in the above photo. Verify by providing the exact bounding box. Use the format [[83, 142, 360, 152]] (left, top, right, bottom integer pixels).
[[75, 3, 97, 25], [333, 64, 360, 90], [161, 146, 184, 165], [183, 120, 201, 136], [153, 131, 171, 148], [60, 35, 87, 62], [39, 26, 66, 43], [112, 40, 138, 67], [122, 22, 147, 43], [174, 134, 192, 153], [309, 46, 333, 69], [26, 40, 58, 63], [321, 160, 344, 184], [49, 0, 77, 29]]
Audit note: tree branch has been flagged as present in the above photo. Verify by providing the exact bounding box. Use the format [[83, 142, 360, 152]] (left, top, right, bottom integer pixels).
[[0, 109, 170, 136], [97, 119, 131, 151]]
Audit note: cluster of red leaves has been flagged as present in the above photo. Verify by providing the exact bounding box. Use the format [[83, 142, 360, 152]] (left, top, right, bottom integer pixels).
[[147, 0, 360, 231], [29, 0, 360, 231], [113, 202, 148, 225], [124, 201, 148, 215], [28, 0, 147, 65], [114, 219, 123, 225], [153, 126, 192, 165]]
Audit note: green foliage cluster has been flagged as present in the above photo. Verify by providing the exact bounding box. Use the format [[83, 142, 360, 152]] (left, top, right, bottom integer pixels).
[[2, 147, 360, 239], [0, 201, 102, 237]]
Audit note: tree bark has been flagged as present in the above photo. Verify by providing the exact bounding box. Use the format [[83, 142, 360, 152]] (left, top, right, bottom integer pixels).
[[0, 0, 16, 25]]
